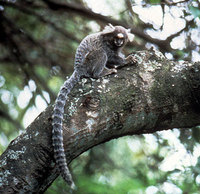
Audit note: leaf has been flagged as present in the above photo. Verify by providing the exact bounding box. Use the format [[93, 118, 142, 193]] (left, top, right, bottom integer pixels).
[[192, 127, 200, 142], [149, 0, 161, 4], [189, 6, 200, 18]]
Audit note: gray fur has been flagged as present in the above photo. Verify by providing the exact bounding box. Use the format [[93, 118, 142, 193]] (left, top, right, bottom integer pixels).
[[52, 25, 132, 189]]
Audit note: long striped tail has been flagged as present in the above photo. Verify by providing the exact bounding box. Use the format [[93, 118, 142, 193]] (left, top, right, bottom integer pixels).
[[52, 71, 80, 189]]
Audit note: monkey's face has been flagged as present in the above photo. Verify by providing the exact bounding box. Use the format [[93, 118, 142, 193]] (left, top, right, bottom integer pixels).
[[113, 33, 126, 47], [102, 24, 134, 50]]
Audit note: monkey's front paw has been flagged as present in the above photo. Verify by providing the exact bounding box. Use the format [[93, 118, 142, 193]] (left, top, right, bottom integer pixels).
[[125, 55, 139, 65], [100, 68, 117, 77], [106, 68, 117, 75], [111, 68, 118, 73]]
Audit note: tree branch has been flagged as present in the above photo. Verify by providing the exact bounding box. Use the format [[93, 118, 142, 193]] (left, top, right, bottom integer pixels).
[[41, 0, 174, 52], [0, 109, 23, 130], [0, 50, 200, 193], [2, 0, 191, 53], [0, 1, 79, 42]]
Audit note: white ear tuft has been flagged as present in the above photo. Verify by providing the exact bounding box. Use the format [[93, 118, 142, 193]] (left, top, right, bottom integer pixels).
[[127, 29, 134, 42], [127, 33, 134, 42], [125, 28, 134, 42], [126, 28, 131, 33], [102, 24, 115, 34], [108, 23, 115, 29]]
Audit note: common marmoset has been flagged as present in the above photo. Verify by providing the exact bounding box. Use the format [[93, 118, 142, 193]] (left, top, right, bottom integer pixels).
[[52, 24, 134, 189]]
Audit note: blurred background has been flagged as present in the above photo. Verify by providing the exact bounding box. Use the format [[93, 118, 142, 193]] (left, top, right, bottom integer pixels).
[[0, 0, 200, 193]]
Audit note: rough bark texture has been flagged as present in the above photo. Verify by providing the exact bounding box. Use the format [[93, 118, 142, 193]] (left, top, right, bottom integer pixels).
[[0, 50, 200, 193]]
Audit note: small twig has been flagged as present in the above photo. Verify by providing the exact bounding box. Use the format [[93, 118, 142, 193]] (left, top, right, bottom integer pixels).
[[0, 108, 23, 130], [3, 23, 56, 101]]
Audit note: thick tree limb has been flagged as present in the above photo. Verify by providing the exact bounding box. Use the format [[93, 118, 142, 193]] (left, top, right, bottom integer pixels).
[[0, 50, 200, 193]]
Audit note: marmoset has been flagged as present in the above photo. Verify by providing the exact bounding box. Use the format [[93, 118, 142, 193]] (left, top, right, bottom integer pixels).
[[52, 24, 134, 189]]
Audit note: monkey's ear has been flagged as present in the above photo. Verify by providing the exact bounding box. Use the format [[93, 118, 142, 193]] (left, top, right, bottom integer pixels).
[[125, 28, 134, 42], [126, 28, 131, 33], [127, 33, 134, 42], [108, 23, 115, 29], [127, 30, 134, 42], [102, 23, 115, 34]]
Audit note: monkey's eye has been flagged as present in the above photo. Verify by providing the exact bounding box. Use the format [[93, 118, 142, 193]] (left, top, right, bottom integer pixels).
[[114, 33, 125, 47]]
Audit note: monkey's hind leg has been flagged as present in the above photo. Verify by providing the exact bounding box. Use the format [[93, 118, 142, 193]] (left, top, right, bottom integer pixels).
[[84, 49, 114, 78]]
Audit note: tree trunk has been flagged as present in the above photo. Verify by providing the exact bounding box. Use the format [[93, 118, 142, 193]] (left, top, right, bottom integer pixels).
[[0, 50, 200, 193]]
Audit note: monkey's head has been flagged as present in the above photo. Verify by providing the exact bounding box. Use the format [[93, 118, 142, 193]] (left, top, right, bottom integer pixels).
[[102, 24, 134, 49]]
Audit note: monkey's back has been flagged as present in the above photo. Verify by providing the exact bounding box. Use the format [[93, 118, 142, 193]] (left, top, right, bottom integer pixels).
[[74, 32, 102, 69]]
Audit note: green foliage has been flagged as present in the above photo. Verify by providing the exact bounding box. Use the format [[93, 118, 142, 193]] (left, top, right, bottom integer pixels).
[[149, 0, 161, 4], [189, 6, 200, 19], [192, 127, 200, 143], [46, 134, 200, 193]]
